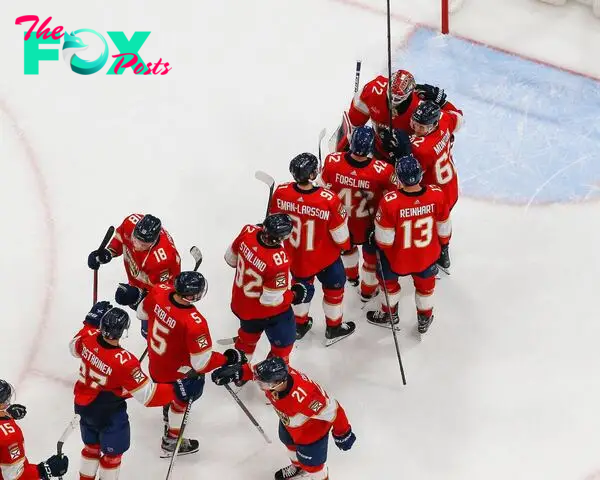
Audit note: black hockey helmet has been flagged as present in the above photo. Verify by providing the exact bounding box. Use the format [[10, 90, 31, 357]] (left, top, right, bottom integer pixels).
[[262, 213, 293, 244], [395, 154, 423, 187], [411, 101, 441, 136], [0, 380, 14, 407], [174, 271, 208, 303], [253, 357, 288, 388], [133, 214, 162, 243], [289, 153, 319, 184], [350, 126, 375, 157], [100, 307, 131, 340]]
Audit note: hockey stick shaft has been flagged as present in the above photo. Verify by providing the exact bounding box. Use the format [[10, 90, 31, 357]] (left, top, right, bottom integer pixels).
[[57, 414, 80, 480], [141, 247, 202, 363], [317, 128, 327, 170], [354, 60, 362, 94], [359, 190, 406, 384], [165, 399, 193, 480], [224, 384, 271, 444], [385, 0, 394, 132], [93, 226, 115, 304]]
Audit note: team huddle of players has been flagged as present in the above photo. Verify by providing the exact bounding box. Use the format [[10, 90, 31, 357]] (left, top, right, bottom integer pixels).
[[0, 67, 462, 480]]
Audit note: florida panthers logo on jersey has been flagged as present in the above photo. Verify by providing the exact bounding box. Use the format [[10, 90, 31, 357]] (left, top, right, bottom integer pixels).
[[274, 408, 290, 426], [9, 444, 20, 460]]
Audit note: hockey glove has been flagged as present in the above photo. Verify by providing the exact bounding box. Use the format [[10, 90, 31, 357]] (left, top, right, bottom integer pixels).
[[291, 283, 315, 305], [115, 283, 144, 308], [416, 84, 447, 107], [37, 454, 69, 479], [379, 128, 397, 152], [174, 375, 205, 402], [211, 363, 245, 386], [87, 248, 111, 270], [7, 403, 26, 420], [333, 428, 356, 451], [223, 349, 247, 366], [85, 301, 113, 328]]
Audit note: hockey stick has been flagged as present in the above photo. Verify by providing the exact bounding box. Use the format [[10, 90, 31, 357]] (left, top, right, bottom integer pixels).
[[317, 128, 327, 170], [164, 397, 193, 479], [139, 247, 203, 363], [328, 60, 362, 152], [93, 226, 115, 304], [57, 414, 80, 480], [224, 384, 271, 444], [255, 170, 275, 221], [359, 190, 407, 385]]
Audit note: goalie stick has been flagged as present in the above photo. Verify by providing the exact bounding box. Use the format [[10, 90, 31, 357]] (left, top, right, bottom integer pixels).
[[57, 414, 80, 480], [93, 226, 115, 304], [139, 246, 203, 362], [328, 60, 362, 153]]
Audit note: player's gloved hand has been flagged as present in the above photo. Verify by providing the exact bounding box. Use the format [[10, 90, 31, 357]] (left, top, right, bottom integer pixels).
[[7, 403, 26, 420], [211, 363, 245, 386], [174, 375, 205, 402], [85, 301, 113, 328], [140, 320, 148, 339], [87, 248, 111, 270], [291, 283, 315, 305], [223, 349, 247, 366], [379, 128, 397, 152], [416, 83, 447, 107], [333, 428, 356, 451], [37, 454, 69, 479], [115, 283, 144, 308]]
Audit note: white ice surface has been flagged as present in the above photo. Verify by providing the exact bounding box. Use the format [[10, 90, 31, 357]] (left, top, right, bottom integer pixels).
[[1, 1, 600, 479]]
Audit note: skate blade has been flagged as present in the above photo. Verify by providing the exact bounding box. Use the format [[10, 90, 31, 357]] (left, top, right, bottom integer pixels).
[[437, 265, 451, 276], [160, 447, 199, 458], [366, 320, 401, 331], [324, 329, 356, 347], [217, 336, 237, 346]]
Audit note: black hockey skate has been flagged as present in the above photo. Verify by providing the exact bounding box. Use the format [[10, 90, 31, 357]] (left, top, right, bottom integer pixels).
[[366, 309, 399, 329], [296, 317, 313, 340], [324, 321, 356, 347], [274, 464, 309, 479], [160, 435, 199, 458], [347, 276, 359, 287], [417, 312, 434, 334], [437, 245, 451, 275]]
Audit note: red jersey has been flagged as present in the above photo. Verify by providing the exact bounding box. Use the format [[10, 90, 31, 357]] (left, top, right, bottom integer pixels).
[[348, 75, 420, 158], [0, 418, 40, 480], [225, 225, 294, 321], [251, 367, 350, 445], [69, 325, 176, 408], [375, 186, 451, 275], [269, 183, 351, 278], [321, 152, 396, 244], [411, 102, 463, 209], [138, 284, 228, 383], [107, 214, 181, 290]]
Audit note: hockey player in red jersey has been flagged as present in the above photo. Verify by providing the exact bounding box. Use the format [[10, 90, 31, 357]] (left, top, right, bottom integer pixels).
[[212, 357, 356, 480], [334, 69, 449, 161], [0, 381, 69, 480], [410, 100, 463, 271], [367, 154, 451, 333], [321, 126, 396, 303], [225, 214, 313, 365], [87, 214, 181, 309], [269, 153, 355, 346], [137, 271, 245, 456], [70, 302, 204, 479]]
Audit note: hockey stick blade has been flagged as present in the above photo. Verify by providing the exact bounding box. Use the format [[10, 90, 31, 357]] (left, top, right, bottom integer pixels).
[[217, 336, 237, 346], [255, 170, 275, 188], [99, 226, 115, 250], [317, 128, 327, 169], [57, 414, 80, 480], [189, 246, 203, 272]]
